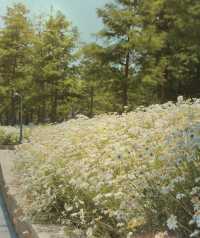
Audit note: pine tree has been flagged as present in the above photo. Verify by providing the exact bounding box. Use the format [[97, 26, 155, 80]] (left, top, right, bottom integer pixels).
[[0, 3, 34, 124], [79, 43, 115, 116], [97, 0, 142, 111], [33, 11, 79, 122]]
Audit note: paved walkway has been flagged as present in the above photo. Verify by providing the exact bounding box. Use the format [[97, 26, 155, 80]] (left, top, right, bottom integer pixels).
[[0, 192, 17, 238], [0, 150, 18, 238]]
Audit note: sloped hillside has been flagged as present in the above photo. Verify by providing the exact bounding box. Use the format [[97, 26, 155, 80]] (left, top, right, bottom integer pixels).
[[16, 97, 200, 238]]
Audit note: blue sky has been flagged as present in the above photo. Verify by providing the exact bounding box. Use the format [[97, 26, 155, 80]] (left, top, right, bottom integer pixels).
[[0, 0, 110, 42]]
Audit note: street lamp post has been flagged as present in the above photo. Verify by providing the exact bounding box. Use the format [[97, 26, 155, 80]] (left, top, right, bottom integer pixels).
[[14, 92, 23, 144]]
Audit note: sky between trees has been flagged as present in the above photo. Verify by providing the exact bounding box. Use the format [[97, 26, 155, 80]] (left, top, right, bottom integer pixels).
[[0, 0, 109, 42]]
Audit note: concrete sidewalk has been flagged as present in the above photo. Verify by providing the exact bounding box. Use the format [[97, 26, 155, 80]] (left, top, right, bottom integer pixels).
[[0, 192, 17, 238], [0, 150, 18, 238], [0, 149, 65, 238]]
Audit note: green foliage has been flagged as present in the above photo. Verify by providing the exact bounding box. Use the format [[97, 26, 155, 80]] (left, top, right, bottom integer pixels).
[[0, 4, 79, 124], [0, 126, 30, 145], [0, 3, 34, 125], [0, 0, 200, 120], [79, 43, 115, 116], [0, 128, 17, 145], [32, 11, 79, 122]]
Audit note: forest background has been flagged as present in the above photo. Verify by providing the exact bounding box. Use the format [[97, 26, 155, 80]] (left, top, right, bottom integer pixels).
[[0, 0, 200, 124]]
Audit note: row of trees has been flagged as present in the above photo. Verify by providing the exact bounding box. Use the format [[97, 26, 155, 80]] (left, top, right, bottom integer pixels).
[[0, 0, 200, 124]]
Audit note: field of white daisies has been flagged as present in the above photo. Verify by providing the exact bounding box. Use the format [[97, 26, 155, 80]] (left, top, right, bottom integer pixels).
[[15, 97, 200, 238]]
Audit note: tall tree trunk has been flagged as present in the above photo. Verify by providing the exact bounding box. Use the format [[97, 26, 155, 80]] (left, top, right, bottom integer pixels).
[[51, 86, 58, 122], [41, 99, 46, 123], [122, 51, 130, 109], [89, 86, 94, 117], [24, 111, 30, 125], [35, 78, 47, 123], [37, 106, 41, 123], [41, 90, 47, 123]]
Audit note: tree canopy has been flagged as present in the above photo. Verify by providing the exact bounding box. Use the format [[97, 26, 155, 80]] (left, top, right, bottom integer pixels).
[[0, 1, 200, 124]]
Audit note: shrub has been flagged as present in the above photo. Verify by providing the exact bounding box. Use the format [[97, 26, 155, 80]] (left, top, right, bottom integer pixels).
[[16, 97, 200, 237], [0, 126, 30, 145], [0, 126, 19, 145]]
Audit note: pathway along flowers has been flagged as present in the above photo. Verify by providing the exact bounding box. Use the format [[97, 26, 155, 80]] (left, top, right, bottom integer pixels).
[[16, 97, 200, 238]]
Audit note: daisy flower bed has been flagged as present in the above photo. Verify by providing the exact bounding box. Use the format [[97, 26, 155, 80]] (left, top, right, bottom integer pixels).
[[16, 97, 200, 238]]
